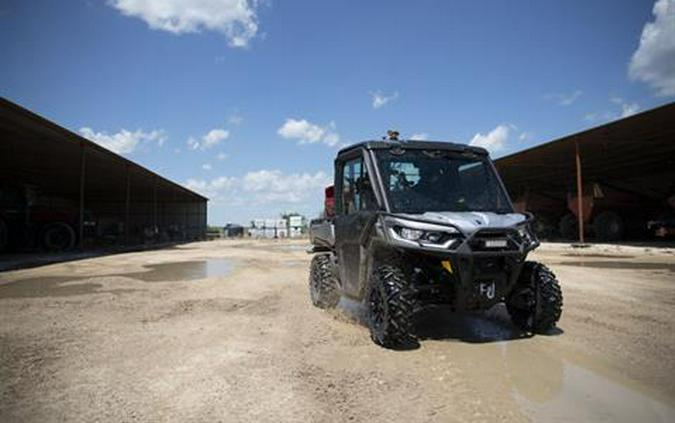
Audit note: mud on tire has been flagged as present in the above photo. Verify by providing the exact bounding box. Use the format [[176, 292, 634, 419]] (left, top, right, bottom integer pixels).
[[308, 254, 340, 309], [367, 265, 417, 348], [507, 261, 563, 333]]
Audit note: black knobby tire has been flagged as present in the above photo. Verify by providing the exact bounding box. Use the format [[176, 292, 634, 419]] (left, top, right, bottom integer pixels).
[[308, 254, 340, 309], [367, 265, 416, 348], [41, 222, 76, 252], [507, 261, 563, 333], [593, 211, 624, 242], [558, 213, 578, 240]]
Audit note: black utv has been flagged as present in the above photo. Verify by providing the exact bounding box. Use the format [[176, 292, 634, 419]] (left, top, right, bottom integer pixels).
[[308, 137, 563, 348]]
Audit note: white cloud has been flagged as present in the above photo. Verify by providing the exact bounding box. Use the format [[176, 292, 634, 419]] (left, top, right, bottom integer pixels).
[[371, 91, 399, 109], [468, 124, 510, 153], [228, 113, 243, 125], [277, 118, 340, 147], [202, 163, 212, 171], [188, 128, 230, 150], [629, 0, 675, 96], [217, 152, 228, 160], [109, 0, 260, 48], [185, 170, 330, 205], [620, 102, 640, 118], [586, 97, 640, 122], [79, 127, 166, 155], [547, 90, 583, 106], [185, 176, 236, 199], [410, 132, 429, 140], [519, 131, 533, 142]]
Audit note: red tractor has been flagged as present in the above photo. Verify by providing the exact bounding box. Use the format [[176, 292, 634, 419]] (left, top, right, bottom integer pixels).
[[0, 184, 86, 252]]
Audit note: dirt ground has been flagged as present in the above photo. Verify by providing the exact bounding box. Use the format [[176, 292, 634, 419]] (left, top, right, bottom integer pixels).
[[1, 240, 674, 422]]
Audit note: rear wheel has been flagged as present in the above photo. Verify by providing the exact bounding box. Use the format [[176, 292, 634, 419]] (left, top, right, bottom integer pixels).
[[367, 264, 417, 348], [41, 222, 76, 252], [507, 261, 563, 333], [558, 213, 578, 240], [593, 211, 624, 242], [308, 254, 340, 309]]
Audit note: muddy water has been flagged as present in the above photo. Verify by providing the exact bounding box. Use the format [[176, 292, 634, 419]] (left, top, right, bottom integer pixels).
[[0, 259, 233, 298], [422, 310, 675, 422], [333, 300, 675, 421], [120, 259, 233, 282], [0, 276, 105, 298]]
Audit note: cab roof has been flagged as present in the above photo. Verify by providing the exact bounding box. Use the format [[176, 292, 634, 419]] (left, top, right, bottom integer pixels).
[[337, 140, 488, 157]]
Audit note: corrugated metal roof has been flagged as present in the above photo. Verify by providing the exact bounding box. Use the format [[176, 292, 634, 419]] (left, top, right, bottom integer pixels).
[[495, 102, 675, 199], [0, 97, 207, 202]]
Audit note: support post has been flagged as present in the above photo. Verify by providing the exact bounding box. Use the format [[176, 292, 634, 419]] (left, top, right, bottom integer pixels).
[[78, 143, 87, 249], [153, 178, 158, 240], [125, 166, 131, 245], [575, 138, 585, 243]]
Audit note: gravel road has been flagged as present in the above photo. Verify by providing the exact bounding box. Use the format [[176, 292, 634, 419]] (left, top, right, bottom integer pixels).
[[1, 240, 674, 422]]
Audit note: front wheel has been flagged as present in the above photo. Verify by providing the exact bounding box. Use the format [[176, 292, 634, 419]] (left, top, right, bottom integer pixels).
[[507, 261, 563, 333], [367, 265, 417, 348]]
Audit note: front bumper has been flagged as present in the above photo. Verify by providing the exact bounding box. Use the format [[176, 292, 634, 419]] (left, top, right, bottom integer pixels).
[[382, 216, 539, 311]]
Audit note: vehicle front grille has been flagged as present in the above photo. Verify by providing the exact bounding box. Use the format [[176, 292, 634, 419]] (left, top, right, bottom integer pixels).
[[468, 229, 521, 252]]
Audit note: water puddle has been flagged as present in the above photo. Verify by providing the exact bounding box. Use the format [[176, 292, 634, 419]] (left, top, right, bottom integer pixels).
[[0, 276, 98, 298], [561, 253, 635, 259], [120, 259, 233, 282], [420, 314, 675, 421], [506, 344, 675, 422], [555, 261, 675, 272], [0, 276, 139, 299]]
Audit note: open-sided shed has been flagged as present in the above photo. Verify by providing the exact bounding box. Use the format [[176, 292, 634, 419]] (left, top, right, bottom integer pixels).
[[495, 102, 675, 241], [0, 97, 207, 251]]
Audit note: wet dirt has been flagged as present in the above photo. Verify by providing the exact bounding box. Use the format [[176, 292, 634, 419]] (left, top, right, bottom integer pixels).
[[1, 239, 674, 422], [554, 260, 675, 272], [561, 253, 636, 259]]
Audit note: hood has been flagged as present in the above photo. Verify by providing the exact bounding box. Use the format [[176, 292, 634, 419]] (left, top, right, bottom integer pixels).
[[399, 211, 526, 235]]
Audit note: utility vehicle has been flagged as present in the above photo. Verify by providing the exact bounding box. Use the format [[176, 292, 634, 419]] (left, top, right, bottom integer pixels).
[[308, 135, 563, 348]]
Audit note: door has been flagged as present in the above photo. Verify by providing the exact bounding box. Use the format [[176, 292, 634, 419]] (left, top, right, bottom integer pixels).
[[334, 154, 378, 298]]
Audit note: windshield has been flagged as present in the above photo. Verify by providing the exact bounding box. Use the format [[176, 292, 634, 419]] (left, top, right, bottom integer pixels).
[[375, 149, 513, 214]]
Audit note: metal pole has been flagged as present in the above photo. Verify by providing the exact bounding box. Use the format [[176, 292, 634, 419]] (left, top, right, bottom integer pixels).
[[153, 178, 158, 240], [79, 143, 87, 249], [125, 166, 130, 245], [575, 138, 585, 243]]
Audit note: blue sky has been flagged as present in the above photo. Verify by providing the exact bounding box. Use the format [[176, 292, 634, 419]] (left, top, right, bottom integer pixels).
[[1, 0, 674, 224]]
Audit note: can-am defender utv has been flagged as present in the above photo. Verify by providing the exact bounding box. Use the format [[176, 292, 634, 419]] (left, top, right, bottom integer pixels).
[[308, 135, 563, 348]]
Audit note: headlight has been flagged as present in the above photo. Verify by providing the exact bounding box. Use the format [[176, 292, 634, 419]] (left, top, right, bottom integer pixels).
[[516, 223, 536, 245], [387, 218, 461, 249], [398, 227, 424, 241]]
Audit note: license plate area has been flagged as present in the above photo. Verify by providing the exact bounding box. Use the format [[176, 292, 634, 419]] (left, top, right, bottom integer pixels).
[[476, 280, 497, 300]]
